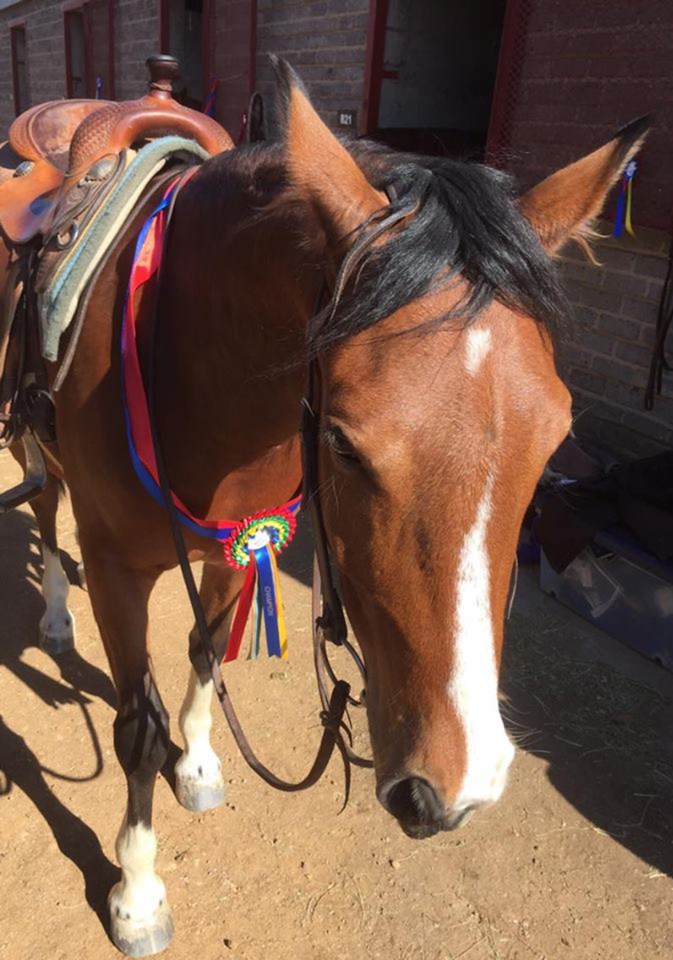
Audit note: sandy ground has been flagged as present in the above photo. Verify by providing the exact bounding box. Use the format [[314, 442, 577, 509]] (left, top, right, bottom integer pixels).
[[1, 446, 673, 960]]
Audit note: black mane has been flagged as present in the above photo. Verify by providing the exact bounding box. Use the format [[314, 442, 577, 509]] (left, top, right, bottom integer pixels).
[[307, 141, 568, 356]]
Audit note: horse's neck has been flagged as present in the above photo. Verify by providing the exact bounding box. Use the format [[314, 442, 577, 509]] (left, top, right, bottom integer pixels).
[[154, 167, 319, 518]]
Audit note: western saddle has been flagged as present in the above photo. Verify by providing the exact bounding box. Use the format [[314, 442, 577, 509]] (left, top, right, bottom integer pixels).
[[0, 55, 232, 510]]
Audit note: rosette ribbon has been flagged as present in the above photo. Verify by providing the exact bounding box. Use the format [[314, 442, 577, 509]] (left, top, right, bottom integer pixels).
[[223, 512, 297, 662]]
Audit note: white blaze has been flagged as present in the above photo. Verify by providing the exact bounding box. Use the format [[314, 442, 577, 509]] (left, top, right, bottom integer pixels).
[[448, 474, 514, 807], [465, 327, 492, 376]]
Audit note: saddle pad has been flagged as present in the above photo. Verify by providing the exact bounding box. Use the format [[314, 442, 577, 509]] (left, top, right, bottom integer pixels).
[[39, 135, 210, 362]]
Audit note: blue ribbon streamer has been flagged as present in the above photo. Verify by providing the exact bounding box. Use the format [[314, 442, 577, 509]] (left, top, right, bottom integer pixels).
[[254, 544, 282, 658], [613, 179, 626, 238]]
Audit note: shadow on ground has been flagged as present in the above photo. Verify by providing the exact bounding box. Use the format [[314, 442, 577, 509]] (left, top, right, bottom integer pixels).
[[0, 509, 120, 928], [501, 592, 673, 878], [0, 508, 189, 934]]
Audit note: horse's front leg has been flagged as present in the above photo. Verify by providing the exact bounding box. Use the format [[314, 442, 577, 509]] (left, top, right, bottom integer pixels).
[[175, 560, 243, 812], [81, 542, 173, 958]]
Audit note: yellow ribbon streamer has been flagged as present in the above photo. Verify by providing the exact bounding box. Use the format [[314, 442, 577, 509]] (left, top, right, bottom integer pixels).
[[625, 175, 635, 237]]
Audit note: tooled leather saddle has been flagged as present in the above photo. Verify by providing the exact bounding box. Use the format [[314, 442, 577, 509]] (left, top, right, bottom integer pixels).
[[0, 55, 231, 512]]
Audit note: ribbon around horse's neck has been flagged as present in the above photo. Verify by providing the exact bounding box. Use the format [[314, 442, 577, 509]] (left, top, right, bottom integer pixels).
[[122, 175, 299, 664]]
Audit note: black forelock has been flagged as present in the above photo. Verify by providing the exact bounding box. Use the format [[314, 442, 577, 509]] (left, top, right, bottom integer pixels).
[[306, 140, 568, 357]]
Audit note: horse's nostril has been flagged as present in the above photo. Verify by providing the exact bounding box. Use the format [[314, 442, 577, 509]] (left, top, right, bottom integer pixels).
[[381, 776, 445, 825]]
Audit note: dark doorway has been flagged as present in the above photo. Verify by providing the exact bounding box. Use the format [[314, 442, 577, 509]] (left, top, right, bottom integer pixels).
[[65, 9, 88, 99], [11, 26, 28, 115], [365, 0, 506, 159], [64, 1, 114, 100], [165, 0, 206, 109]]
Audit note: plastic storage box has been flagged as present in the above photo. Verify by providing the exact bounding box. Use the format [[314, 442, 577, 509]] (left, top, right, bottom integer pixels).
[[540, 527, 673, 671]]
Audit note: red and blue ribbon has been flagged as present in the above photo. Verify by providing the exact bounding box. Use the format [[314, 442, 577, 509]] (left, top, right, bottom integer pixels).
[[121, 175, 301, 662], [202, 80, 218, 118]]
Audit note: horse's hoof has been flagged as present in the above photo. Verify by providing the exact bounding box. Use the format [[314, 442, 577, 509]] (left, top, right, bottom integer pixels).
[[39, 612, 76, 655], [175, 770, 226, 812], [175, 749, 226, 812], [109, 891, 174, 958]]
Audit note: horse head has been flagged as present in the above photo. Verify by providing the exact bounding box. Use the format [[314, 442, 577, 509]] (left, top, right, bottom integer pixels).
[[276, 61, 646, 838]]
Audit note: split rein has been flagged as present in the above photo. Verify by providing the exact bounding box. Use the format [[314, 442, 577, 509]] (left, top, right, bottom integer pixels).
[[142, 169, 372, 800]]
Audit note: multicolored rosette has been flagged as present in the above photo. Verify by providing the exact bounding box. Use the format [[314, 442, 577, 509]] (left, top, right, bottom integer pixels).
[[222, 509, 297, 663]]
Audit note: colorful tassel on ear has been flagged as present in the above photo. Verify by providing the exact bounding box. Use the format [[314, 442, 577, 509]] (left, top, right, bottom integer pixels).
[[613, 159, 637, 239]]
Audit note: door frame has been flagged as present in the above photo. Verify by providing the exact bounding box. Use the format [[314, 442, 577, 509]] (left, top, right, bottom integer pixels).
[[361, 0, 526, 157], [63, 0, 115, 100], [160, 0, 213, 103], [360, 0, 388, 136]]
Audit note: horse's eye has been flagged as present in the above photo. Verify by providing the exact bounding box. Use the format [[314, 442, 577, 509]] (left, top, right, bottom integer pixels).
[[323, 425, 361, 466]]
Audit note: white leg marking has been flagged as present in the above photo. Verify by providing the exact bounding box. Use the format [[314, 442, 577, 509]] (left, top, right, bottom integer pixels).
[[39, 546, 76, 647], [465, 327, 492, 376], [109, 820, 166, 924], [448, 474, 514, 808], [175, 671, 224, 810]]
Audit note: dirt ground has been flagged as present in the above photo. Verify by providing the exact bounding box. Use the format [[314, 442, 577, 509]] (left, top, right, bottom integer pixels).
[[1, 447, 673, 960]]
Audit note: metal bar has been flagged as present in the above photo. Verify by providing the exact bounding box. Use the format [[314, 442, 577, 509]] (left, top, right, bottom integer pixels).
[[360, 0, 388, 136], [249, 0, 257, 96]]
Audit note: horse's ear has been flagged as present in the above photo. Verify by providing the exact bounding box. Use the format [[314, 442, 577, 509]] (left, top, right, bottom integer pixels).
[[519, 117, 650, 256], [272, 57, 386, 246]]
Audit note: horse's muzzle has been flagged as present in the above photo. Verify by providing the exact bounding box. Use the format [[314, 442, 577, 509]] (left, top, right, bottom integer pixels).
[[378, 776, 478, 839]]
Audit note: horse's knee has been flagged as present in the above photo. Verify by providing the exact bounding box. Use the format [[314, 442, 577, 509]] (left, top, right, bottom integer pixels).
[[187, 627, 209, 678], [113, 674, 170, 793]]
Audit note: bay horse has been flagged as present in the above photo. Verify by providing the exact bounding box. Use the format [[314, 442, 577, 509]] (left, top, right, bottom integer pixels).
[[5, 60, 645, 956]]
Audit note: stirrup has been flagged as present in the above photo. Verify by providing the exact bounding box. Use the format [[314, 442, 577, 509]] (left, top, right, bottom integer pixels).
[[0, 429, 47, 512]]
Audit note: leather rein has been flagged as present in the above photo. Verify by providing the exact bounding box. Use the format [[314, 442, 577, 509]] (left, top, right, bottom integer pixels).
[[147, 169, 372, 800]]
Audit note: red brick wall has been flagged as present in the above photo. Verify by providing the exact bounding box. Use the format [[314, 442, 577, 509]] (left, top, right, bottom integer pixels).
[[504, 0, 673, 232], [211, 0, 254, 139], [0, 0, 159, 138], [0, 0, 65, 137], [113, 0, 161, 102], [0, 1, 367, 142], [558, 225, 672, 457], [255, 0, 369, 134], [498, 0, 673, 458]]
